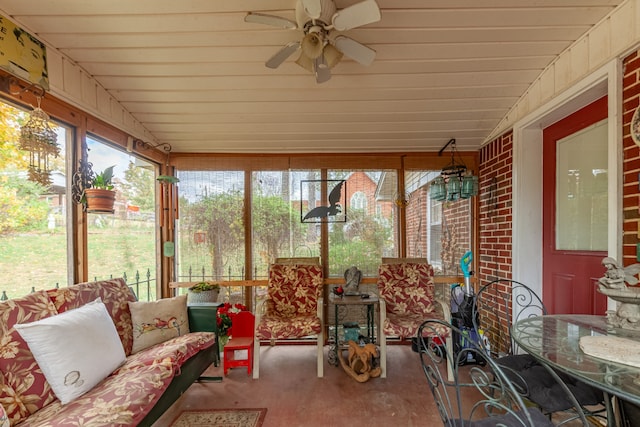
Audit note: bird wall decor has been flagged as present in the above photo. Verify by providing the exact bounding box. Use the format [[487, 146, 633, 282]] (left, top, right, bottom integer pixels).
[[302, 180, 345, 222]]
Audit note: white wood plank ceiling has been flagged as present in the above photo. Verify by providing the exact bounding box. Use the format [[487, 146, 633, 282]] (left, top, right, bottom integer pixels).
[[0, 0, 623, 153]]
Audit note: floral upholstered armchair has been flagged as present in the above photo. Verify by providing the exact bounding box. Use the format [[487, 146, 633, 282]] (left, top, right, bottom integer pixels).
[[377, 258, 450, 378], [253, 258, 324, 379]]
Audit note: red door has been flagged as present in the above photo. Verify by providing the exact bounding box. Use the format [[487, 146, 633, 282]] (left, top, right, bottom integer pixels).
[[542, 96, 608, 315]]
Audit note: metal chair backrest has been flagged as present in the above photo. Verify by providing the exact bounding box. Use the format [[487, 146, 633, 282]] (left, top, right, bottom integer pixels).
[[417, 318, 555, 427], [473, 279, 547, 357]]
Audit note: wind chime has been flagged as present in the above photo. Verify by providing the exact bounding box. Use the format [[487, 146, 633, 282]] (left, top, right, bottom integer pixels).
[[19, 95, 60, 186]]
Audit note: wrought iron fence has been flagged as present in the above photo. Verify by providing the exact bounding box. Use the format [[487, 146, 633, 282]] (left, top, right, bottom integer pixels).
[[0, 268, 157, 302]]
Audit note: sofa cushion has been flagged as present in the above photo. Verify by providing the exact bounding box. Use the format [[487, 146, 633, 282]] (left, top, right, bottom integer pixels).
[[46, 278, 137, 355], [128, 294, 190, 354], [14, 299, 126, 405], [0, 290, 58, 424], [18, 361, 176, 427], [383, 310, 446, 338], [256, 314, 322, 340], [116, 331, 216, 374]]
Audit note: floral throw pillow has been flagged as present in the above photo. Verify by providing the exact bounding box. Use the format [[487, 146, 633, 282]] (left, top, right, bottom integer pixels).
[[128, 294, 190, 354]]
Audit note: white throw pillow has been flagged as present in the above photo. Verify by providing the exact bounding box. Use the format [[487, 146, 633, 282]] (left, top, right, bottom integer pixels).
[[14, 298, 126, 405], [128, 294, 190, 354]]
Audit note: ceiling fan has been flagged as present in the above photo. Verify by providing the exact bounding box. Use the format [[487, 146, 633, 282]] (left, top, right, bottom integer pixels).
[[245, 0, 381, 83]]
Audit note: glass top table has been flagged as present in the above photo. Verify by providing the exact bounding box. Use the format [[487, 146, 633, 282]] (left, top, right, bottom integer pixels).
[[511, 314, 640, 407]]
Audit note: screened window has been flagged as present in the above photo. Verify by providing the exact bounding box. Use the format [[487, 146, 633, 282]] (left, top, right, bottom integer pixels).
[[327, 170, 396, 277], [405, 170, 472, 276], [252, 170, 321, 279], [86, 135, 158, 300], [0, 101, 70, 298], [176, 170, 245, 282]]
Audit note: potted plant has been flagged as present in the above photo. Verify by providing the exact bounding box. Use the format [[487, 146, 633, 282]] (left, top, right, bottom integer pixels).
[[187, 282, 220, 304], [84, 165, 116, 213]]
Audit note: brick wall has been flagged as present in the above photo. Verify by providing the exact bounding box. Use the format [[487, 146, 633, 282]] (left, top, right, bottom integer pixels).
[[405, 186, 428, 258], [442, 199, 472, 276], [623, 50, 640, 266], [478, 132, 514, 284]]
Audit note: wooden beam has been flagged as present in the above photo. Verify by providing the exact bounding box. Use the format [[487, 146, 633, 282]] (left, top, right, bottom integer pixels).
[[169, 275, 464, 288]]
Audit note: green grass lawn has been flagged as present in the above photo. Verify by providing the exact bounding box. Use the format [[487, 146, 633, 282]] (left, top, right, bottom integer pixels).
[[0, 224, 156, 299]]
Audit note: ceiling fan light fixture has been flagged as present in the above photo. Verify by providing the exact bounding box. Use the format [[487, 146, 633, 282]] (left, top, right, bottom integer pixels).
[[295, 52, 314, 72], [301, 32, 324, 59], [323, 43, 343, 68]]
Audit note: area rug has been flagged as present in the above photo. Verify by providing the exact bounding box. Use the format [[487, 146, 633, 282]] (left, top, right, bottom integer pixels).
[[170, 408, 267, 427]]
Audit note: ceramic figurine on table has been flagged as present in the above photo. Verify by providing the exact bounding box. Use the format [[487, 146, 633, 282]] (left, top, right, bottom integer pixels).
[[343, 266, 362, 296], [597, 257, 640, 329], [599, 257, 640, 289]]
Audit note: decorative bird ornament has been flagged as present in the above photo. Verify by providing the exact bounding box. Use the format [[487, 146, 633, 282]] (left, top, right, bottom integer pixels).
[[303, 181, 344, 221]]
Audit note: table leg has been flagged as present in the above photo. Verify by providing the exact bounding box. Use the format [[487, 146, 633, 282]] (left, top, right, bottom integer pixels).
[[328, 303, 339, 366]]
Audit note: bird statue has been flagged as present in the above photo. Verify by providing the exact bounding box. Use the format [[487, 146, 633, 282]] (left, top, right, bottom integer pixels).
[[303, 181, 344, 221]]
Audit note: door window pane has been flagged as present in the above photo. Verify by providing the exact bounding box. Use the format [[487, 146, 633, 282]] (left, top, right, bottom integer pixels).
[[555, 119, 608, 251]]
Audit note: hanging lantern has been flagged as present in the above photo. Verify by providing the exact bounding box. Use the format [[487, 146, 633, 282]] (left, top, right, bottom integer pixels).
[[460, 174, 479, 199], [429, 138, 479, 201], [19, 101, 59, 187], [430, 176, 446, 201]]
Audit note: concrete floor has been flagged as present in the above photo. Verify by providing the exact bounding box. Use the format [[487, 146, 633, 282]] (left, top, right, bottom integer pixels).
[[152, 344, 599, 427], [152, 344, 442, 427]]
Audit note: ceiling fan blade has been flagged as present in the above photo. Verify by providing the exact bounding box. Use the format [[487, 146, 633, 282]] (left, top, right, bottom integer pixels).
[[266, 41, 301, 68], [301, 0, 322, 19], [332, 0, 381, 31], [244, 12, 297, 30], [334, 36, 376, 66], [314, 56, 332, 84]]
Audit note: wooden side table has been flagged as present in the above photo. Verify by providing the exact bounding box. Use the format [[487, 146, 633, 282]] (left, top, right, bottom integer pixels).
[[327, 293, 379, 366]]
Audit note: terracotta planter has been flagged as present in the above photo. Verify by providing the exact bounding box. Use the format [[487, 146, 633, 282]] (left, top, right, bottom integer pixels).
[[84, 189, 116, 213]]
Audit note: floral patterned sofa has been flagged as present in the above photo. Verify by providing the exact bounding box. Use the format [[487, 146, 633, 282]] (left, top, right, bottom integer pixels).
[[0, 278, 217, 427]]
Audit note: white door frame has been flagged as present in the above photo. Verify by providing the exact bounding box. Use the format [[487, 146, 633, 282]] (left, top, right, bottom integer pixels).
[[511, 59, 623, 310]]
